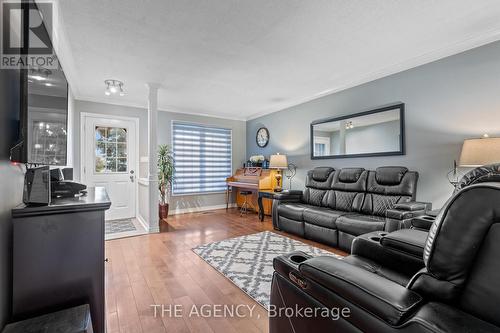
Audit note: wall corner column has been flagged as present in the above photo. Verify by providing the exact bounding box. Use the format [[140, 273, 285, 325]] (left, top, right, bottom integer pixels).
[[146, 83, 160, 233]]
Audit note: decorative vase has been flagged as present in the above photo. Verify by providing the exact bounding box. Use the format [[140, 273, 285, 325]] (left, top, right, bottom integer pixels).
[[159, 203, 169, 220]]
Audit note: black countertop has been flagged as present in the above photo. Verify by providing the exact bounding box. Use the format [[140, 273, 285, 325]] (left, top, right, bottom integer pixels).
[[12, 187, 111, 218]]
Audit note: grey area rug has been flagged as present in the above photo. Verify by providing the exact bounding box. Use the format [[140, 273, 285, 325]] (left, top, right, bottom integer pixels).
[[105, 218, 137, 235], [192, 231, 343, 309]]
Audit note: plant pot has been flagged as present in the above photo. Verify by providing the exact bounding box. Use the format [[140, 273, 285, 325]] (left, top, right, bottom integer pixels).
[[159, 203, 169, 220]]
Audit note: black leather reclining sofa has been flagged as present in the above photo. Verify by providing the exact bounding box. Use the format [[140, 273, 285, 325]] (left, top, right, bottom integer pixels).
[[272, 166, 429, 252]]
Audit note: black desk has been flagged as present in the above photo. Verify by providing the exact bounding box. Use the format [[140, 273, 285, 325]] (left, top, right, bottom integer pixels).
[[11, 187, 111, 333]]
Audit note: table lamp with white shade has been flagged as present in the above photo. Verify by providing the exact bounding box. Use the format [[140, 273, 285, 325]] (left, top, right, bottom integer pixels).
[[269, 153, 288, 192], [449, 135, 500, 187], [459, 136, 500, 167]]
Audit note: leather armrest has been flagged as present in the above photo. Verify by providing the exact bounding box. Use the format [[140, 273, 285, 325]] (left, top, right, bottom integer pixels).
[[380, 229, 427, 258], [351, 232, 424, 276], [394, 201, 432, 211], [299, 257, 423, 326], [386, 202, 431, 220], [411, 215, 436, 231], [273, 251, 313, 278], [386, 209, 419, 220], [273, 190, 303, 201]]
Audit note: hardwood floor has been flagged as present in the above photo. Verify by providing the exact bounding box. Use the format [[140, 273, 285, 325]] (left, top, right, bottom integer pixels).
[[105, 208, 347, 333]]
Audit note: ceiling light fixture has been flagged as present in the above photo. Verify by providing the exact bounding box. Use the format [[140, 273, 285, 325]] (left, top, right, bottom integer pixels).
[[345, 121, 354, 129], [104, 79, 125, 96]]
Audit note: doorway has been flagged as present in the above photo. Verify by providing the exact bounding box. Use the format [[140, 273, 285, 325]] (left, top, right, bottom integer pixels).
[[81, 113, 145, 238]]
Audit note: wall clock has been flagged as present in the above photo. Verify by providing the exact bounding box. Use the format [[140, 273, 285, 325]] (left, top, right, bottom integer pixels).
[[256, 127, 269, 148]]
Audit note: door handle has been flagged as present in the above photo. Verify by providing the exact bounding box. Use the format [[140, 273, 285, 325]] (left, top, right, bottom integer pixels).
[[130, 170, 135, 182]]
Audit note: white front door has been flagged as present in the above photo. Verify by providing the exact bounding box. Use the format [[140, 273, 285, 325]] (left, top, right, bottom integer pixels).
[[82, 114, 137, 220]]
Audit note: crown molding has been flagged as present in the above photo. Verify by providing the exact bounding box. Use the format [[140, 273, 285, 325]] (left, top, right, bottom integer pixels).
[[74, 95, 247, 122], [158, 107, 247, 122]]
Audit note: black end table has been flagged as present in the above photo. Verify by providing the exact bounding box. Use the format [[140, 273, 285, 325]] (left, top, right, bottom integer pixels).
[[258, 190, 303, 221], [257, 190, 279, 221]]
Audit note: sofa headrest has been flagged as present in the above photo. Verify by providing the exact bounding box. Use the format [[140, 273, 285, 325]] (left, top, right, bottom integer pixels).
[[306, 167, 335, 190], [338, 168, 365, 183], [375, 166, 408, 185], [312, 167, 335, 182], [455, 163, 500, 193], [332, 169, 368, 192]]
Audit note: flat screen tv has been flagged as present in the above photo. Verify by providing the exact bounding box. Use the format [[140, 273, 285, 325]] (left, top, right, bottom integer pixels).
[[10, 1, 69, 166]]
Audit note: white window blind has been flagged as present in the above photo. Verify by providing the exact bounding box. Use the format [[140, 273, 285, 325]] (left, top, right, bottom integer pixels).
[[172, 122, 232, 195]]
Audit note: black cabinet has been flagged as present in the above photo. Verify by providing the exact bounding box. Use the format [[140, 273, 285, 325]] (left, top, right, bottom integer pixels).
[[11, 187, 111, 333]]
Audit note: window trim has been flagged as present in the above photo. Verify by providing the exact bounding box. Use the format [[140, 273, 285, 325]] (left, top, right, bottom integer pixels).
[[93, 126, 129, 174], [171, 120, 233, 197]]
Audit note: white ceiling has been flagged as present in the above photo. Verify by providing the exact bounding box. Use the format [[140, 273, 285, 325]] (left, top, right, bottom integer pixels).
[[54, 0, 500, 120]]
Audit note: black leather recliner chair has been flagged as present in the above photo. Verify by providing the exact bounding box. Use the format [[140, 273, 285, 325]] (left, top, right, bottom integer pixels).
[[272, 166, 429, 252], [270, 177, 500, 332]]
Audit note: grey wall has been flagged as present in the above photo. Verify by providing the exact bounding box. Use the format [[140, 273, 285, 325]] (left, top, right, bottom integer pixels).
[[247, 40, 500, 208], [0, 69, 25, 329], [73, 100, 246, 212], [158, 111, 246, 213]]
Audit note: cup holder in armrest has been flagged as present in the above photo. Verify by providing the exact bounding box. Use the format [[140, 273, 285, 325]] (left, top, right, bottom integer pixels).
[[368, 232, 388, 243], [274, 251, 312, 278], [411, 215, 436, 231], [289, 255, 308, 264]]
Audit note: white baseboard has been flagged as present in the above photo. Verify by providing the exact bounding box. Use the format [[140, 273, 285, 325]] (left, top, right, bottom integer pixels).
[[136, 214, 149, 231], [169, 203, 237, 215]]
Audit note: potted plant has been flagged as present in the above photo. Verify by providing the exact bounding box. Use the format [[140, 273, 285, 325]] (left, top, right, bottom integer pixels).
[[158, 144, 174, 219]]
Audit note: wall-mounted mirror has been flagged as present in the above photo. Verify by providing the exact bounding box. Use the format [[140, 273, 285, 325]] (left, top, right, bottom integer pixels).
[[311, 103, 405, 159]]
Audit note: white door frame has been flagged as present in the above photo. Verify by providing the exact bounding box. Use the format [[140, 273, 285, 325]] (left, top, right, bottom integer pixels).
[[80, 112, 140, 221]]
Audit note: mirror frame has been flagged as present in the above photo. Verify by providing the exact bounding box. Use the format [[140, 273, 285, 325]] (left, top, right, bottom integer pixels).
[[310, 103, 405, 160]]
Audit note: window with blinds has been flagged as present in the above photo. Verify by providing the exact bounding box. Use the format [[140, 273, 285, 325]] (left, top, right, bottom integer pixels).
[[172, 122, 232, 195]]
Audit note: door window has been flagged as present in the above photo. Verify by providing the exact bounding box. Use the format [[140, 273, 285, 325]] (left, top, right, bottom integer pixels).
[[95, 126, 127, 173]]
